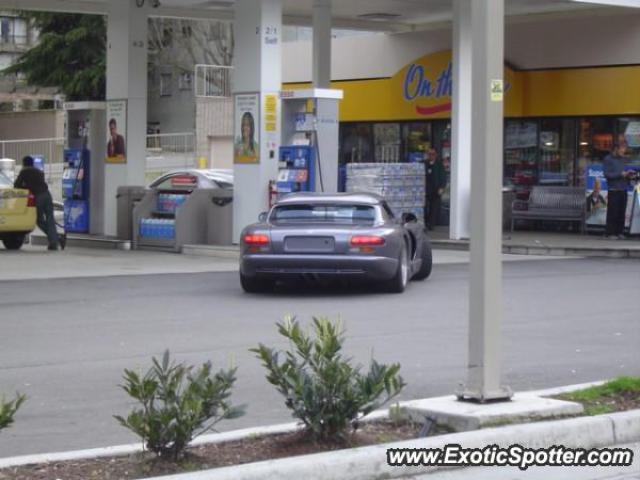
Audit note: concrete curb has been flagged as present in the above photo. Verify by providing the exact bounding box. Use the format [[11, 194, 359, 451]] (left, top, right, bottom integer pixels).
[[146, 410, 640, 480], [0, 380, 632, 479], [31, 233, 131, 250]]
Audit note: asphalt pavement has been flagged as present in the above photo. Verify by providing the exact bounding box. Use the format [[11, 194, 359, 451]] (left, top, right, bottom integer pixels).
[[0, 247, 638, 458]]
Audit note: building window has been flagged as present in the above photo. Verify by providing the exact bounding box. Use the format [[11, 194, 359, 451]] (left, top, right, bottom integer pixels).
[[402, 122, 432, 163], [160, 73, 172, 97], [576, 117, 615, 187], [373, 123, 401, 162], [340, 123, 374, 163], [178, 72, 192, 91], [539, 118, 576, 186], [1, 17, 11, 43], [504, 120, 538, 197]]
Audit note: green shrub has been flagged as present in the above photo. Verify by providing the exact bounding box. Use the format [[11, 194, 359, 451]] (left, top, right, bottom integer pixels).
[[0, 393, 26, 432], [115, 350, 244, 460], [252, 316, 405, 441]]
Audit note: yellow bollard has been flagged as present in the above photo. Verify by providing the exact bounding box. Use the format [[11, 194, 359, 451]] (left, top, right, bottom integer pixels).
[[198, 156, 207, 169]]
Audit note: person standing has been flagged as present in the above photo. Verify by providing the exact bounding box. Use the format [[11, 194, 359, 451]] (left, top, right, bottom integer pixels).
[[603, 142, 632, 239], [13, 155, 62, 250], [425, 148, 446, 230]]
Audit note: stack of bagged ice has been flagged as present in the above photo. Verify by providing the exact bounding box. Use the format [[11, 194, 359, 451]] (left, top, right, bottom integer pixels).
[[346, 163, 425, 221]]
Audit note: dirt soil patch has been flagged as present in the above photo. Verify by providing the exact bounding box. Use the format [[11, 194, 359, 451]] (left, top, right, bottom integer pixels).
[[0, 420, 430, 480]]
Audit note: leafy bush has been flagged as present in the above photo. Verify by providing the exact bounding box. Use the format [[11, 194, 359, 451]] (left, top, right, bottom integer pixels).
[[0, 393, 26, 432], [115, 350, 244, 460], [252, 316, 405, 441]]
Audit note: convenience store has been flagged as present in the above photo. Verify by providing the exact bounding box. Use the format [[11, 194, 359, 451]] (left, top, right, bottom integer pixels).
[[283, 10, 640, 229]]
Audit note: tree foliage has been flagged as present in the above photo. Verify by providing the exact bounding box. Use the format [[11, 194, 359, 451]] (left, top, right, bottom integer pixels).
[[3, 12, 106, 101]]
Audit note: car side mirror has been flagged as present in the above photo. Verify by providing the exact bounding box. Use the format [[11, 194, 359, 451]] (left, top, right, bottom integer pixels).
[[401, 212, 418, 224], [258, 212, 268, 222]]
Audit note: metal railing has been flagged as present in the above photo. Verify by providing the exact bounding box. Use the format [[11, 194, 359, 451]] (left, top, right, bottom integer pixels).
[[145, 132, 197, 180], [194, 64, 233, 98], [2, 132, 198, 201]]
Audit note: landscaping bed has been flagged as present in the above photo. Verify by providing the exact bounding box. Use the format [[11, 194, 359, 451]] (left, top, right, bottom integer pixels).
[[553, 376, 640, 415], [0, 419, 428, 480]]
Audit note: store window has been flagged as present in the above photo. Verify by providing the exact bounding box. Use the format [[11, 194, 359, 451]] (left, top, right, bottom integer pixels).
[[617, 117, 640, 168], [340, 123, 374, 163], [539, 119, 576, 186], [402, 122, 432, 162], [504, 120, 538, 197], [373, 123, 401, 162], [576, 117, 615, 187]]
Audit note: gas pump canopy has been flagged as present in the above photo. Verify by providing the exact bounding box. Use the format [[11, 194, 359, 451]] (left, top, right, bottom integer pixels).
[[2, 0, 635, 28]]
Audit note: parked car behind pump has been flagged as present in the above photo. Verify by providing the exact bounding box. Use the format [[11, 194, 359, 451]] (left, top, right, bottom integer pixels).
[[239, 192, 432, 293], [0, 170, 37, 250]]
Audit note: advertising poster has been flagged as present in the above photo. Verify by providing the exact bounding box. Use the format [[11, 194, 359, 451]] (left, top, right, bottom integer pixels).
[[586, 164, 638, 228], [234, 93, 260, 164], [106, 100, 127, 164], [585, 164, 608, 227]]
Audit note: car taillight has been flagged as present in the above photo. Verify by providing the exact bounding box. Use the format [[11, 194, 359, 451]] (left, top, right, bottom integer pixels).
[[350, 235, 385, 246], [27, 193, 36, 207], [244, 234, 270, 246]]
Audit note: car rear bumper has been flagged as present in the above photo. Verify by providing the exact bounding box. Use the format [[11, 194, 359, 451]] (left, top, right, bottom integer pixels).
[[241, 254, 398, 281], [0, 209, 36, 234]]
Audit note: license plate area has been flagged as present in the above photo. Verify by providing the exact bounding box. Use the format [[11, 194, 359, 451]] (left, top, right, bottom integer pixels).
[[284, 236, 335, 253]]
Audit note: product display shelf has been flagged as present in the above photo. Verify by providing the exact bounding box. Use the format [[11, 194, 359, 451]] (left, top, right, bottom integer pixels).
[[132, 189, 213, 252]]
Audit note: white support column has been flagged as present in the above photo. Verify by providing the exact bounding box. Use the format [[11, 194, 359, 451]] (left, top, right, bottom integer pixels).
[[312, 0, 332, 88], [233, 0, 282, 240], [450, 0, 472, 241], [105, 0, 149, 236], [456, 0, 512, 402]]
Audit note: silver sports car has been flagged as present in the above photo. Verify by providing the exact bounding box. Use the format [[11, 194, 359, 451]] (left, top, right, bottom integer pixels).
[[239, 192, 432, 293]]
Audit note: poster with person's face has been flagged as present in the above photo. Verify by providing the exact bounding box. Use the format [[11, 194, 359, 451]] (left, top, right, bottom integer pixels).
[[106, 100, 127, 164], [234, 94, 260, 164]]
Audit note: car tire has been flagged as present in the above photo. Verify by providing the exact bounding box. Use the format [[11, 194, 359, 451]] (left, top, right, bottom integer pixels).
[[385, 243, 409, 293], [2, 234, 25, 250], [240, 273, 269, 293], [413, 237, 433, 281]]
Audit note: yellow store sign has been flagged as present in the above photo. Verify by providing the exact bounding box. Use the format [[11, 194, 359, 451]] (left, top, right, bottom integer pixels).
[[285, 50, 640, 122], [337, 50, 522, 122]]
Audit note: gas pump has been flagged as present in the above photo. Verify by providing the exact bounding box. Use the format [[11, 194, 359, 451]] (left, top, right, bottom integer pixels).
[[276, 145, 315, 195], [62, 149, 90, 232], [277, 89, 343, 199], [63, 102, 106, 234]]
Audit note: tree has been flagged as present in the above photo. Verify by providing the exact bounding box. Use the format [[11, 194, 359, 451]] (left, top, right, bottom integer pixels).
[[3, 12, 106, 101], [148, 18, 233, 94]]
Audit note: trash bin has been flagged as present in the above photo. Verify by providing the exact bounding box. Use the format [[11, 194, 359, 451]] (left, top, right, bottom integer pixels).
[[116, 186, 146, 240], [207, 189, 233, 246]]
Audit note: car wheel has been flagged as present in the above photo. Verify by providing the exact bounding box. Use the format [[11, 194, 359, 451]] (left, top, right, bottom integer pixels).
[[2, 234, 25, 250], [240, 272, 269, 293], [413, 237, 433, 281], [385, 243, 409, 293]]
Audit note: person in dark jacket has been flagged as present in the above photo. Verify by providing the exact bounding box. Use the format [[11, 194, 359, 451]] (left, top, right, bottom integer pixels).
[[425, 148, 447, 230], [603, 142, 633, 239], [13, 156, 61, 250]]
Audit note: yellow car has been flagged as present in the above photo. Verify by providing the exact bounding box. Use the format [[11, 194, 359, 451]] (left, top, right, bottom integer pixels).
[[0, 171, 37, 250]]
